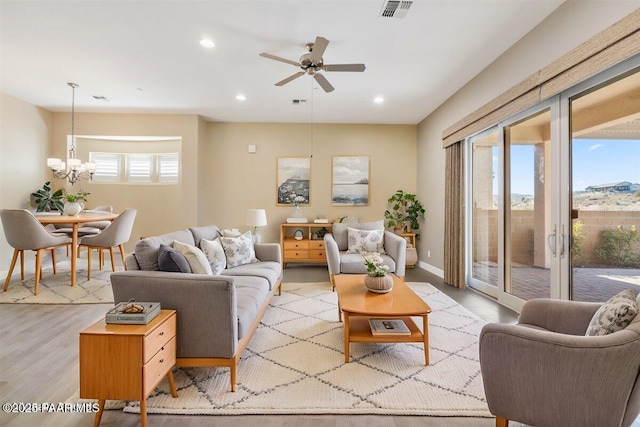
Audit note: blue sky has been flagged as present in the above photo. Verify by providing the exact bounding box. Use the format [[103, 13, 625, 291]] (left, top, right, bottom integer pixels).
[[491, 139, 640, 195]]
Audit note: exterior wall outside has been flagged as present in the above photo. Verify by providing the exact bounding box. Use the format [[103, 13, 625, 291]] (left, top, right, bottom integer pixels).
[[417, 1, 639, 273]]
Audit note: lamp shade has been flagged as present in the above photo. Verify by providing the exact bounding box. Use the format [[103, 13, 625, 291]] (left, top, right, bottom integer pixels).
[[246, 209, 267, 227]]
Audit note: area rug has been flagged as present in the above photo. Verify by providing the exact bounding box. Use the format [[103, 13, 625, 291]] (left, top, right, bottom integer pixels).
[[0, 259, 114, 304], [77, 281, 491, 416]]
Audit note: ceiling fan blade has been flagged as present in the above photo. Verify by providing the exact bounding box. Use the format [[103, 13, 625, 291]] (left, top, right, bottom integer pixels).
[[324, 63, 366, 72], [259, 52, 299, 67], [313, 73, 334, 93], [309, 36, 329, 63], [275, 71, 305, 86]]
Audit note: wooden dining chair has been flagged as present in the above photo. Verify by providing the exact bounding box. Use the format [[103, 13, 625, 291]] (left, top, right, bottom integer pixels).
[[1, 209, 72, 295], [78, 209, 137, 280]]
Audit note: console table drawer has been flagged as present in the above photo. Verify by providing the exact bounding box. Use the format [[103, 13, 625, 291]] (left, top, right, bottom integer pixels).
[[144, 314, 176, 362], [144, 336, 176, 396], [309, 240, 325, 250], [284, 240, 309, 250], [285, 250, 309, 259], [309, 250, 326, 259]]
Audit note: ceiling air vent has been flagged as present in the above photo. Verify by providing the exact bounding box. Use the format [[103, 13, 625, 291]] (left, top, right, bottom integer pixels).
[[380, 1, 413, 19]]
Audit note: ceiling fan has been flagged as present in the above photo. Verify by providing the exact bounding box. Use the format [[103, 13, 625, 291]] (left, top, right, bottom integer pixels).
[[259, 36, 366, 93]]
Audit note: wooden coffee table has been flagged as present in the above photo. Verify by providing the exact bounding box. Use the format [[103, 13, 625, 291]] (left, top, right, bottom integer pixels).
[[334, 274, 432, 364]]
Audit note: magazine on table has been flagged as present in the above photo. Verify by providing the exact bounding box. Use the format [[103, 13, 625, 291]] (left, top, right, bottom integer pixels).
[[368, 318, 411, 336]]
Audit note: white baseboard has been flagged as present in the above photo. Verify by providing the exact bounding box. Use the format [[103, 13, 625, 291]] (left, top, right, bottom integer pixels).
[[417, 260, 444, 278]]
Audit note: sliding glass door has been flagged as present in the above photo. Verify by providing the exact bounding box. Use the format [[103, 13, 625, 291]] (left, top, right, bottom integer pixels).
[[467, 57, 640, 311]]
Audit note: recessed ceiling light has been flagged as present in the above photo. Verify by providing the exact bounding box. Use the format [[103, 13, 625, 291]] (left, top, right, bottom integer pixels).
[[200, 39, 215, 48], [236, 94, 246, 101], [374, 96, 384, 104]]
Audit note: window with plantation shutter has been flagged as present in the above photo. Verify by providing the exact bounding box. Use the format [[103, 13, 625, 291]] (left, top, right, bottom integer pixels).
[[90, 153, 121, 182], [158, 153, 179, 182], [126, 154, 153, 182]]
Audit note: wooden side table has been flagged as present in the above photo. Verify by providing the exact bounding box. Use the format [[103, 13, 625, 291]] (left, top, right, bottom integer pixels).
[[79, 310, 178, 427], [401, 232, 417, 268]]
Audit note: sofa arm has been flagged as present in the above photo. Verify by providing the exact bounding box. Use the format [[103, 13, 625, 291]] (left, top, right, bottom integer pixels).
[[479, 323, 640, 426], [324, 233, 341, 276], [110, 271, 238, 359], [255, 243, 281, 264], [384, 231, 406, 278], [518, 298, 601, 335]]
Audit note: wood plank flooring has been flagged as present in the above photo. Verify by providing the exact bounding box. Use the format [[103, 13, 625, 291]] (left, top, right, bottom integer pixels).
[[0, 263, 530, 427]]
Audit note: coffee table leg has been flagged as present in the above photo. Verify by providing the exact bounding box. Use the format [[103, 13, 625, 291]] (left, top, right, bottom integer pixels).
[[338, 300, 342, 322], [93, 399, 105, 427], [344, 312, 350, 363], [423, 315, 430, 365]]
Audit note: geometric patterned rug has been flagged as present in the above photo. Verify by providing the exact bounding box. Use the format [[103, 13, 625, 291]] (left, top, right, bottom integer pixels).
[[87, 281, 491, 416], [0, 259, 115, 304]]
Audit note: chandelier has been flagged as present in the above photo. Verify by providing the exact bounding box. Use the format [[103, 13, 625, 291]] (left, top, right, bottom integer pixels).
[[47, 82, 96, 185]]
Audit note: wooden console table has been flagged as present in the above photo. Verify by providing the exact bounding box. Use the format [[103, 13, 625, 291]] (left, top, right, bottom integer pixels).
[[79, 310, 178, 427], [280, 223, 332, 267]]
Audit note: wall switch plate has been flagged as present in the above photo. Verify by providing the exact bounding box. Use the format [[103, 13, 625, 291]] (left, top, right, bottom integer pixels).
[[248, 144, 257, 153], [427, 250, 431, 258]]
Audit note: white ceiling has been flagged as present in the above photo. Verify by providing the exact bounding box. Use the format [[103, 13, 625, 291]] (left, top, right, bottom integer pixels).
[[0, 0, 565, 124]]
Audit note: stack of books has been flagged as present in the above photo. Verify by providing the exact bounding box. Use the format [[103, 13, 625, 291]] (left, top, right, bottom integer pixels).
[[105, 302, 161, 324], [368, 318, 411, 336]]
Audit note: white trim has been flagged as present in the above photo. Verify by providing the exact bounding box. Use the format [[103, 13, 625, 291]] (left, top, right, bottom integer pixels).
[[417, 260, 444, 278]]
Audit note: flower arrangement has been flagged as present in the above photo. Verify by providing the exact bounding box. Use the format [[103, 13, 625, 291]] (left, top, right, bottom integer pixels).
[[363, 252, 389, 277], [63, 189, 90, 203]]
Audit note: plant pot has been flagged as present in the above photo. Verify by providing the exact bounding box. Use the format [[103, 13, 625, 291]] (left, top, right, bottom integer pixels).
[[364, 274, 393, 294], [63, 202, 82, 216]]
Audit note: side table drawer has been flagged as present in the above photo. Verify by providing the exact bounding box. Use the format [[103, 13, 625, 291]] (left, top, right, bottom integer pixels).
[[309, 240, 325, 250], [284, 240, 309, 250], [144, 314, 176, 362], [285, 250, 310, 259], [309, 250, 326, 259], [144, 336, 177, 396]]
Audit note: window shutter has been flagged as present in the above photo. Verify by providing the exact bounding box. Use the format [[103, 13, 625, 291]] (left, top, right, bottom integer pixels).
[[126, 155, 153, 182], [90, 153, 121, 182], [158, 153, 179, 183]]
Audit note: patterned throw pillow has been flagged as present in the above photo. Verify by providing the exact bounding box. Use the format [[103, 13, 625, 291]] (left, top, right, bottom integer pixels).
[[345, 227, 385, 254], [200, 238, 227, 275], [172, 241, 213, 275], [157, 244, 192, 273], [219, 230, 258, 268], [586, 289, 638, 336]]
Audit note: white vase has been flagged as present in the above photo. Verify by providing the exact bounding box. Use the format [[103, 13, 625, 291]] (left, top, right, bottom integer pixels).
[[63, 202, 82, 216], [291, 205, 302, 218], [364, 274, 394, 294]]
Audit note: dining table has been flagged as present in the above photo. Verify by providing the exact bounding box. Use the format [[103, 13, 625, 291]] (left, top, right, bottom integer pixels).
[[35, 210, 119, 286]]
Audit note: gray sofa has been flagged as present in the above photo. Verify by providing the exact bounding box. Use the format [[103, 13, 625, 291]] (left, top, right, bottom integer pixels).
[[110, 225, 282, 392], [324, 220, 406, 290]]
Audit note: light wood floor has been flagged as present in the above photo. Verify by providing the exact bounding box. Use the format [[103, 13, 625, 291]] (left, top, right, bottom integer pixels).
[[0, 263, 525, 427]]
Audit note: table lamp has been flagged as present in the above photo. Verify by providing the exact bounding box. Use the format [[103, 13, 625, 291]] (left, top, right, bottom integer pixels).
[[246, 209, 267, 243]]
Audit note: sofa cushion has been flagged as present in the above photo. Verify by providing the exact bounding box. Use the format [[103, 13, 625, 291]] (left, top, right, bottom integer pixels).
[[134, 229, 195, 271], [157, 244, 192, 273], [173, 241, 213, 275], [200, 238, 226, 275], [223, 262, 281, 291], [346, 227, 385, 254], [339, 251, 396, 274], [189, 225, 221, 248], [332, 220, 384, 251], [586, 289, 638, 336], [220, 231, 258, 268], [233, 276, 270, 339]]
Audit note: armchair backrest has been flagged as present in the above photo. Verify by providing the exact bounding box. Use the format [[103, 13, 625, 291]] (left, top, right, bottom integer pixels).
[[331, 220, 384, 251]]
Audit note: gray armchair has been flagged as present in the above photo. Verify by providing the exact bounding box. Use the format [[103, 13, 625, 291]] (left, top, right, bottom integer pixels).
[[324, 220, 406, 290], [479, 298, 640, 427]]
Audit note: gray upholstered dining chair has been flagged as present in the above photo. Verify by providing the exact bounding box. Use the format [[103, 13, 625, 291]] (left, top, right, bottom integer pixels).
[[1, 209, 72, 295], [78, 209, 136, 280], [479, 297, 640, 427]]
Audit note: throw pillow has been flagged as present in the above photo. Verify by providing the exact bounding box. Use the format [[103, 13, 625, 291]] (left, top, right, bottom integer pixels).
[[346, 227, 385, 254], [200, 238, 227, 275], [586, 289, 638, 336], [222, 229, 241, 238], [219, 230, 258, 268], [173, 240, 213, 275], [157, 244, 192, 273]]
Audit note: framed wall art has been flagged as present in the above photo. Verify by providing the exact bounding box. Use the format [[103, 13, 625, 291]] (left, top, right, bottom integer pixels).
[[332, 155, 369, 206], [276, 157, 311, 206]]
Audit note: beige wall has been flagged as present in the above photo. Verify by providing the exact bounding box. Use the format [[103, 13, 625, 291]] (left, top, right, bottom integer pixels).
[[0, 93, 52, 270], [203, 122, 417, 244], [49, 112, 201, 252], [416, 1, 640, 274]]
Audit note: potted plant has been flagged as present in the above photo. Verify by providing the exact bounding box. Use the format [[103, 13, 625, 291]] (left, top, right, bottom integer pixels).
[[31, 181, 64, 212], [63, 189, 90, 216], [384, 190, 425, 233]]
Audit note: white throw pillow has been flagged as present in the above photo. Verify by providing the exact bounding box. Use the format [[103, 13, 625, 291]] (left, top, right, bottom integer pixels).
[[219, 230, 258, 268], [222, 229, 242, 238], [346, 227, 385, 254], [586, 289, 638, 336], [200, 238, 227, 275], [172, 240, 213, 275]]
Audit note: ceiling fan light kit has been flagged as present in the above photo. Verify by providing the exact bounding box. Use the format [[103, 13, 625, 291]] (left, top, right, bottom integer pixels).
[[260, 36, 366, 93]]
